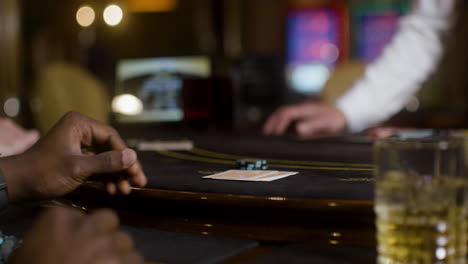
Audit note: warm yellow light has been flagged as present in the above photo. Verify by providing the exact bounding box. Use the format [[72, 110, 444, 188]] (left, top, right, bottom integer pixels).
[[112, 94, 143, 115], [76, 6, 95, 27], [127, 0, 179, 13], [103, 4, 123, 26]]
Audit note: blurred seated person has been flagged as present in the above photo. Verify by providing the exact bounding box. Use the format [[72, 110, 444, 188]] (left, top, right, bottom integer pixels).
[[263, 0, 458, 138], [32, 26, 110, 133], [0, 118, 39, 157], [0, 111, 147, 263]]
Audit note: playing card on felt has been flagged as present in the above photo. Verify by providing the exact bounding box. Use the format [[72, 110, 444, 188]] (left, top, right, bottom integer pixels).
[[203, 170, 277, 181], [254, 171, 298, 182]]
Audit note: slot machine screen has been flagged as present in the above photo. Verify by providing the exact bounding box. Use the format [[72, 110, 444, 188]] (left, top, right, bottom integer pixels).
[[351, 0, 409, 62], [355, 12, 401, 62], [113, 56, 211, 123], [286, 5, 347, 95]]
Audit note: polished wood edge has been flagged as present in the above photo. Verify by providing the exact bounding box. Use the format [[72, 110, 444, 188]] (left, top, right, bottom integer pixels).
[[83, 181, 374, 213]]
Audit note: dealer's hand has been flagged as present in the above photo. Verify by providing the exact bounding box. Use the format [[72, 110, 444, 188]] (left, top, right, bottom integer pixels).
[[9, 207, 143, 264], [263, 102, 347, 138], [0, 118, 39, 157], [0, 111, 147, 201]]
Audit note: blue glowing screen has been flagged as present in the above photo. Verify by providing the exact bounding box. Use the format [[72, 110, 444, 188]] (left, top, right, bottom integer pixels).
[[287, 8, 341, 67], [356, 12, 400, 62]]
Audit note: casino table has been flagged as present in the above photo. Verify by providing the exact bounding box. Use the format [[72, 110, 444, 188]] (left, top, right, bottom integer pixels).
[[121, 127, 375, 200], [1, 128, 378, 264], [136, 131, 374, 201], [60, 128, 378, 263]]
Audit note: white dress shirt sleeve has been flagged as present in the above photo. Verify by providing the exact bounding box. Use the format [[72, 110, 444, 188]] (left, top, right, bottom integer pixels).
[[335, 0, 457, 132]]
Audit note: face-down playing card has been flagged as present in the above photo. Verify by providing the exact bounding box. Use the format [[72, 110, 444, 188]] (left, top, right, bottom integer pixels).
[[203, 170, 298, 182]]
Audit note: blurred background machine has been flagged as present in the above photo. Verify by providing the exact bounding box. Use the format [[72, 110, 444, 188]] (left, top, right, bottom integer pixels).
[[113, 56, 211, 123], [0, 0, 464, 131]]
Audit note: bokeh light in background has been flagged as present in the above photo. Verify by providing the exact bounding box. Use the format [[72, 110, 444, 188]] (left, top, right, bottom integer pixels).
[[103, 4, 123, 26], [127, 0, 179, 13], [3, 97, 20, 117], [76, 6, 95, 27], [112, 94, 143, 115], [405, 96, 420, 112], [320, 43, 340, 64], [289, 64, 331, 94]]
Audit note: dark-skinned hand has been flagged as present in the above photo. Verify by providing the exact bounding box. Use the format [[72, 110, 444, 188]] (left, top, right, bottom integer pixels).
[[9, 207, 143, 264], [0, 111, 147, 202]]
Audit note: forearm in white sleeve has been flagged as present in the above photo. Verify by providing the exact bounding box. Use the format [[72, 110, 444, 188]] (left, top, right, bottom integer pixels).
[[336, 0, 456, 132]]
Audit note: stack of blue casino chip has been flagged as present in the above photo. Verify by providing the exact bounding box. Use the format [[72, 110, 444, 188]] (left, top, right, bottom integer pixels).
[[0, 231, 21, 264], [236, 159, 268, 170]]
